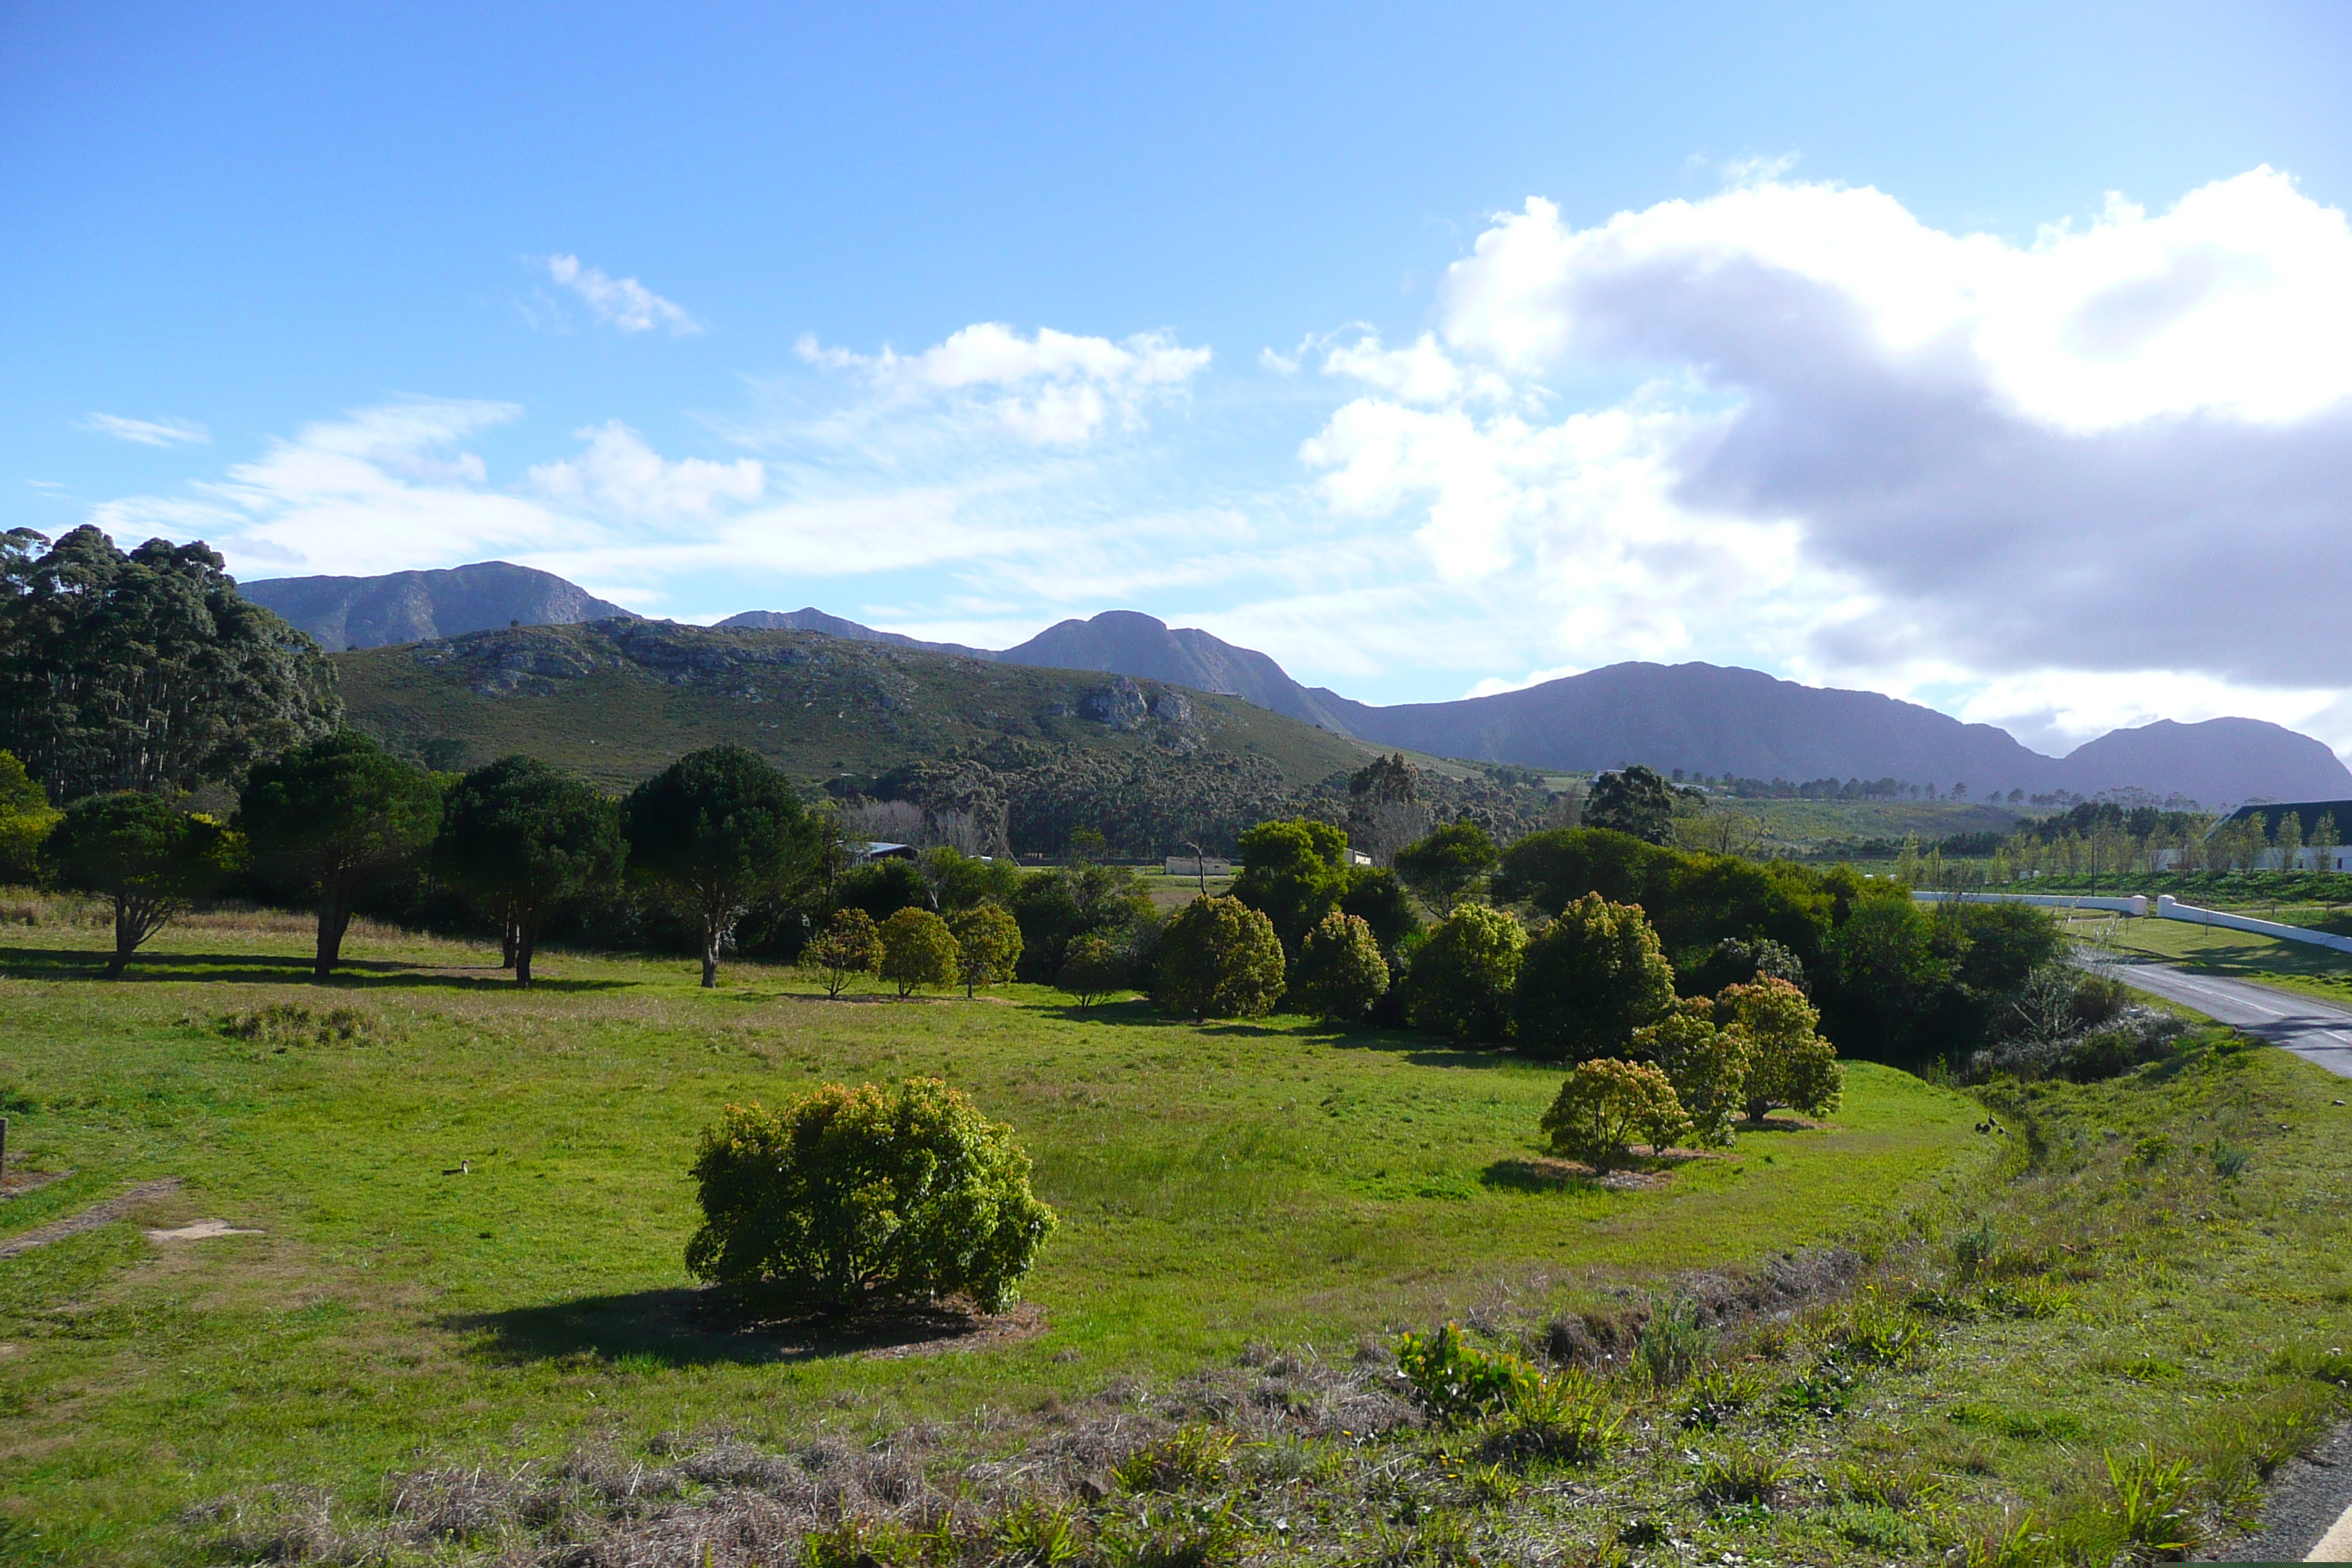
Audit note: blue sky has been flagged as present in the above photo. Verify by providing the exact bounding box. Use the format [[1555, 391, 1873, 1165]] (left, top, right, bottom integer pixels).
[[7, 2, 2351, 753]]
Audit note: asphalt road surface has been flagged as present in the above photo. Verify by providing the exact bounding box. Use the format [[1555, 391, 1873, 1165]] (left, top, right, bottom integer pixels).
[[2102, 958, 2352, 1079]]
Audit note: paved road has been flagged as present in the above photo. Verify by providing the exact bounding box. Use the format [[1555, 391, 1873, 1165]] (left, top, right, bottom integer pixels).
[[2100, 958, 2352, 1079]]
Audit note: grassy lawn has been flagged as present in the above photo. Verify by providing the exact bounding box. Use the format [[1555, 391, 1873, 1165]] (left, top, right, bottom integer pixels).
[[0, 910, 1983, 1564], [2062, 910, 2352, 1008]]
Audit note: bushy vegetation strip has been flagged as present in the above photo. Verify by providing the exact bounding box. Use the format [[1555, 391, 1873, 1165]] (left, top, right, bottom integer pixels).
[[189, 1024, 2352, 1567]]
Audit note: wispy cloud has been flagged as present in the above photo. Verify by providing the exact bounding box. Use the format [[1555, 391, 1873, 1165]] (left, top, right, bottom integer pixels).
[[795, 323, 1210, 445], [545, 255, 703, 335], [80, 413, 210, 448]]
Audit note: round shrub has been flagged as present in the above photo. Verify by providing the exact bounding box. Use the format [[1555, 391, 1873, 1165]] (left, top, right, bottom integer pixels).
[[1513, 892, 1676, 1062], [1154, 894, 1285, 1021], [1056, 935, 1124, 1006], [1403, 903, 1526, 1044], [802, 908, 883, 998], [949, 902, 1024, 996], [878, 906, 959, 997], [1539, 1058, 1689, 1166], [1631, 1008, 1752, 1148], [1294, 908, 1389, 1024], [685, 1077, 1056, 1316], [1723, 979, 1842, 1123]]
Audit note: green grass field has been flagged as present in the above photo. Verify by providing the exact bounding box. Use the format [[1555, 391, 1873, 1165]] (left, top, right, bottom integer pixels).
[[0, 910, 1983, 1564]]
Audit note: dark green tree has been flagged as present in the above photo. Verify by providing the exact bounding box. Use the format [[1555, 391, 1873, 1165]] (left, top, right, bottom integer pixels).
[[1403, 904, 1526, 1044], [1293, 908, 1390, 1024], [0, 527, 339, 801], [1230, 817, 1351, 959], [1009, 861, 1153, 981], [1514, 892, 1676, 1061], [1154, 894, 1286, 1021], [44, 792, 238, 977], [1393, 820, 1499, 913], [1582, 766, 1677, 845], [622, 745, 822, 987], [238, 732, 443, 977], [434, 755, 625, 985]]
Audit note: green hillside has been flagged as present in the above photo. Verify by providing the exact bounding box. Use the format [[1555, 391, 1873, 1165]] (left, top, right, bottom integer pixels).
[[332, 620, 1381, 790]]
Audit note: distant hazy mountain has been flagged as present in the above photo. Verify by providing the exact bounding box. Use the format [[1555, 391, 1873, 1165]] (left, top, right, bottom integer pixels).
[[2052, 718, 2352, 807], [287, 564, 2350, 807], [1311, 663, 2352, 805], [992, 611, 1361, 731], [715, 608, 992, 658], [240, 562, 635, 650]]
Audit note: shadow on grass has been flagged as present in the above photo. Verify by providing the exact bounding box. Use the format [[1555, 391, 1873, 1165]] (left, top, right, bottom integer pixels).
[[448, 1286, 1035, 1368], [1042, 999, 1288, 1038], [0, 946, 633, 992]]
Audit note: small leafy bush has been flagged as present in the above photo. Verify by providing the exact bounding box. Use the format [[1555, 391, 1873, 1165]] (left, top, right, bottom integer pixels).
[[1395, 1322, 1541, 1420], [1824, 1293, 1934, 1370], [2100, 1447, 2201, 1561], [217, 1003, 388, 1049], [1113, 1427, 1236, 1493], [1771, 1361, 1861, 1421], [1633, 1297, 1711, 1387], [1539, 1059, 1689, 1167], [878, 907, 959, 996], [1057, 935, 1123, 1006], [1692, 1445, 1790, 1506], [1480, 1369, 1624, 1468], [685, 1077, 1056, 1316], [2211, 1140, 2250, 1180], [801, 908, 881, 998], [1292, 909, 1389, 1024], [992, 1500, 1082, 1567], [1100, 1502, 1240, 1568], [1981, 1279, 2074, 1319], [1679, 1365, 1766, 1430]]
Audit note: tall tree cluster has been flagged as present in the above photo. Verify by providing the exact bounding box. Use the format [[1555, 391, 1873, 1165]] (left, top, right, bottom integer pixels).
[[0, 527, 340, 802]]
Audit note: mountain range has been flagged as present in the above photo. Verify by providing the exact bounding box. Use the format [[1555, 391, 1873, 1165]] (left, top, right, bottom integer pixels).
[[238, 560, 2352, 807]]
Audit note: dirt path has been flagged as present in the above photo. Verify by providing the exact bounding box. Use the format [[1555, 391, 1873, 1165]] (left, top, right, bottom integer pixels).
[[0, 1178, 183, 1259]]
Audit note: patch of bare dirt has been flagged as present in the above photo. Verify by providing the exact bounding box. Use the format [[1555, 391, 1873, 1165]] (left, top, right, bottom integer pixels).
[[0, 1177, 183, 1258], [0, 1167, 71, 1199]]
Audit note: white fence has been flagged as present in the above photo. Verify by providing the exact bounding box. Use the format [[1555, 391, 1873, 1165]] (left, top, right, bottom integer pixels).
[[1910, 888, 2352, 954], [1914, 890, 2147, 916]]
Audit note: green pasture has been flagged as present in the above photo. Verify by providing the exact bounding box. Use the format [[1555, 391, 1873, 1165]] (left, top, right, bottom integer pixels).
[[0, 911, 1982, 1564]]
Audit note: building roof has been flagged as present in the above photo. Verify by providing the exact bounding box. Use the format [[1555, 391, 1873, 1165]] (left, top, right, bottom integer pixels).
[[2217, 801, 2352, 841]]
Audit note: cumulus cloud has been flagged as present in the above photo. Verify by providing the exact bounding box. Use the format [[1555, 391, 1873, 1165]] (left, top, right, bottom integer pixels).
[[81, 413, 209, 448], [546, 255, 703, 335], [796, 322, 1210, 445], [1296, 168, 2352, 747], [529, 422, 763, 518]]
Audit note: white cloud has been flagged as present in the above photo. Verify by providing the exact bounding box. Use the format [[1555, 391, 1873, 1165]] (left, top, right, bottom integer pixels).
[[1281, 169, 2352, 747], [81, 413, 209, 448], [1467, 663, 1586, 698], [546, 255, 703, 336], [797, 322, 1210, 445], [529, 422, 763, 519]]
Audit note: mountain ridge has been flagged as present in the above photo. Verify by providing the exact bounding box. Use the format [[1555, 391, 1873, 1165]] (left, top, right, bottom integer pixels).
[[243, 560, 2350, 807], [239, 562, 633, 650]]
